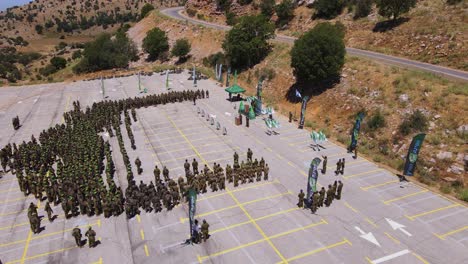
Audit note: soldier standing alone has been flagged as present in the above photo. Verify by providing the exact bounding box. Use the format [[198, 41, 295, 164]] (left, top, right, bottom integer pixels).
[[44, 201, 54, 222], [85, 226, 99, 248], [72, 227, 83, 247], [201, 219, 210, 242], [297, 189, 305, 208], [321, 156, 327, 174]]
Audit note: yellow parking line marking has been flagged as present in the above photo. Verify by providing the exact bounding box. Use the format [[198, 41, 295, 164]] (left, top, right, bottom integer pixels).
[[8, 246, 77, 264], [405, 204, 461, 221], [180, 192, 291, 223], [0, 215, 65, 232], [19, 229, 32, 264], [0, 178, 16, 184], [344, 202, 358, 213], [0, 187, 19, 194], [198, 180, 279, 202], [166, 111, 287, 263], [199, 219, 327, 263], [382, 190, 429, 205], [287, 161, 297, 168], [150, 126, 206, 137], [0, 196, 28, 204], [365, 256, 373, 264], [140, 229, 145, 240], [210, 207, 300, 235], [0, 202, 42, 217], [197, 254, 203, 263], [288, 139, 310, 146], [276, 154, 284, 160], [384, 232, 400, 244], [152, 141, 232, 156], [144, 244, 150, 256], [277, 238, 352, 264], [434, 225, 468, 240], [136, 215, 141, 223], [91, 257, 103, 264], [412, 252, 430, 264], [280, 133, 305, 140], [365, 218, 378, 228], [361, 180, 399, 191], [206, 154, 246, 164], [0, 220, 100, 248], [344, 169, 384, 179], [327, 159, 366, 170], [160, 149, 237, 163], [266, 147, 273, 152]]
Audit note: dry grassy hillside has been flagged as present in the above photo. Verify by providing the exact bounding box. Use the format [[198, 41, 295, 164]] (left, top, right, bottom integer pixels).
[[184, 0, 468, 70]]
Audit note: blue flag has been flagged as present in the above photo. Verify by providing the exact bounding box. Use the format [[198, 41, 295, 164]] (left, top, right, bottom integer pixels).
[[188, 188, 197, 239], [403, 134, 426, 176], [350, 112, 365, 150]]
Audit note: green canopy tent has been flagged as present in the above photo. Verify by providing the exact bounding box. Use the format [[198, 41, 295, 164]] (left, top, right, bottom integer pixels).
[[224, 71, 245, 101]]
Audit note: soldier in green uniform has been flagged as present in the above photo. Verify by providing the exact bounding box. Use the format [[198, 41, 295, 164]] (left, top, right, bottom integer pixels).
[[184, 159, 190, 173], [247, 148, 253, 162], [192, 159, 198, 174], [311, 192, 319, 214], [233, 171, 239, 187], [233, 152, 239, 166], [72, 227, 83, 247], [163, 166, 169, 182], [135, 157, 142, 175], [85, 226, 98, 248], [201, 219, 210, 242], [321, 156, 327, 174], [263, 163, 269, 181], [225, 164, 233, 183], [341, 158, 345, 175], [336, 181, 343, 200], [325, 185, 333, 207], [332, 181, 337, 201], [335, 159, 341, 175], [153, 165, 161, 183], [297, 189, 305, 208], [44, 201, 54, 222], [318, 187, 326, 207]]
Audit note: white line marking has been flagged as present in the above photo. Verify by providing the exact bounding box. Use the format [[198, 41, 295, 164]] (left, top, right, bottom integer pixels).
[[424, 209, 468, 224], [370, 249, 410, 264]]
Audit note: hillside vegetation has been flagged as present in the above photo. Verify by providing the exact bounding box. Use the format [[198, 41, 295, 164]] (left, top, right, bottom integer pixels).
[[184, 0, 468, 70]]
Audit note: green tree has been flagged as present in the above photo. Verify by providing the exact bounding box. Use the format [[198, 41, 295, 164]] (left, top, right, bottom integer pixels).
[[222, 15, 275, 69], [216, 0, 232, 11], [35, 24, 43, 34], [314, 0, 345, 19], [73, 32, 138, 73], [142, 28, 169, 61], [376, 0, 416, 20], [50, 56, 67, 70], [72, 50, 82, 60], [354, 0, 373, 19], [290, 22, 345, 85], [171, 38, 191, 59], [260, 0, 276, 16], [140, 3, 155, 19], [275, 0, 295, 27]]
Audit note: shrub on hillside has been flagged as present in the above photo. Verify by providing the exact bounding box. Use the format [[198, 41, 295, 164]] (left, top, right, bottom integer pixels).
[[140, 3, 155, 19], [202, 52, 227, 67], [275, 0, 295, 27], [73, 32, 138, 73], [290, 22, 345, 86], [222, 15, 275, 69], [398, 110, 428, 136], [376, 0, 416, 20], [260, 0, 276, 16], [186, 8, 197, 17], [50, 57, 67, 70], [142, 28, 169, 61], [314, 0, 345, 19], [447, 0, 462, 5], [171, 38, 191, 59], [354, 0, 373, 19], [366, 110, 386, 131]]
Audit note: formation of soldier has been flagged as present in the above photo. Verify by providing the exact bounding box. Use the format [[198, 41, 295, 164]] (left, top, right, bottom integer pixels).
[[335, 158, 345, 175], [297, 180, 343, 214], [0, 90, 206, 235]]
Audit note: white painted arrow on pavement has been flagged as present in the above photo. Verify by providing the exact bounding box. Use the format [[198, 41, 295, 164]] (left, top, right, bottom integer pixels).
[[386, 218, 412, 237], [355, 226, 381, 247]]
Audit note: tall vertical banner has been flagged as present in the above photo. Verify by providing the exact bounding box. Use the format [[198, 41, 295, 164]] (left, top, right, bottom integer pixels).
[[193, 66, 197, 87], [306, 157, 321, 207], [218, 64, 223, 83], [255, 78, 263, 115], [165, 70, 169, 90], [350, 112, 365, 150], [188, 188, 197, 240], [403, 133, 426, 176], [226, 68, 231, 87], [298, 96, 310, 129]]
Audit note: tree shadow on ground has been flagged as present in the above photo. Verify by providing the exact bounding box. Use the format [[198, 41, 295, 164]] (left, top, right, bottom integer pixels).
[[175, 55, 191, 65], [373, 17, 410, 33], [285, 77, 341, 104]]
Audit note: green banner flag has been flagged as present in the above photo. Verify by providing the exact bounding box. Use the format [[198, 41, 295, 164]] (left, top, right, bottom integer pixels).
[[188, 188, 197, 240]]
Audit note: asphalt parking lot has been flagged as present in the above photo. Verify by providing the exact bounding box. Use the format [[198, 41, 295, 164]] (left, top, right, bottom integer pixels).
[[0, 71, 466, 264]]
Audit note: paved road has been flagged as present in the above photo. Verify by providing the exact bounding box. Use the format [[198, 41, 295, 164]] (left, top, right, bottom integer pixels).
[[161, 7, 468, 83], [0, 73, 467, 264]]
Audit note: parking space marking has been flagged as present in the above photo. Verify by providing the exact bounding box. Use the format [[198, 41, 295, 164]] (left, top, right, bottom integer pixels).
[[0, 219, 100, 248], [412, 252, 430, 264], [344, 202, 359, 213], [367, 249, 410, 264], [280, 133, 306, 140], [384, 232, 400, 244], [198, 180, 280, 202], [0, 201, 41, 217], [434, 225, 468, 240], [382, 190, 428, 205], [165, 111, 288, 263], [405, 204, 461, 221], [210, 207, 300, 235], [199, 219, 327, 263], [343, 169, 384, 179], [0, 196, 28, 204], [159, 148, 240, 163], [278, 238, 352, 264], [7, 245, 77, 264], [365, 218, 378, 228], [179, 191, 291, 223], [144, 244, 150, 256], [0, 188, 19, 194], [361, 180, 399, 191]]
